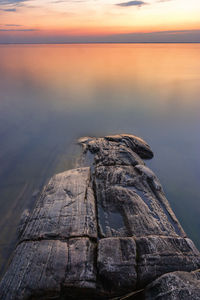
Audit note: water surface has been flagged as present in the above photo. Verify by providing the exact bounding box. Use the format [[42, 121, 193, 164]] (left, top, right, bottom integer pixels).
[[0, 44, 200, 275]]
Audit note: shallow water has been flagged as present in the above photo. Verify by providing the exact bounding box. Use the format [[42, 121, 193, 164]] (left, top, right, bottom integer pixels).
[[0, 44, 200, 275]]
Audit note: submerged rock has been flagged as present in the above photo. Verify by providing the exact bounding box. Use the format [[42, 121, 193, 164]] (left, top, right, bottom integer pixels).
[[0, 134, 199, 299]]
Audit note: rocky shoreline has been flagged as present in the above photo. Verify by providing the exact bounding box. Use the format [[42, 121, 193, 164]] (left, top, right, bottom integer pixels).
[[0, 134, 199, 299]]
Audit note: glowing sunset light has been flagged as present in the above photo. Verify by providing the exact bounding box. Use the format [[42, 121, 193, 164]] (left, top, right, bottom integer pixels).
[[0, 0, 200, 42]]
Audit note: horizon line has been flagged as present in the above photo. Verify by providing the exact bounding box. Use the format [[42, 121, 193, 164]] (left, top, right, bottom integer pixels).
[[1, 41, 200, 45]]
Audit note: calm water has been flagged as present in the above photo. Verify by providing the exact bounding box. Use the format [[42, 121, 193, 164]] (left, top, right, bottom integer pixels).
[[0, 44, 200, 275]]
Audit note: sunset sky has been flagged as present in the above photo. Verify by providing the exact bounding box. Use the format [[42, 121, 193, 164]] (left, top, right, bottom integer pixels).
[[0, 0, 200, 43]]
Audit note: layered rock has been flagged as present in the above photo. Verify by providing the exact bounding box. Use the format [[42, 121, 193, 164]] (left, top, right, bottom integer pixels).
[[0, 134, 199, 299]]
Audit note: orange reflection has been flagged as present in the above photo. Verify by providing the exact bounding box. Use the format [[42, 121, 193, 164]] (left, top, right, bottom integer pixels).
[[0, 44, 200, 110]]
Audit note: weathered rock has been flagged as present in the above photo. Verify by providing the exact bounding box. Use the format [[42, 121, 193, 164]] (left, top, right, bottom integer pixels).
[[64, 237, 96, 289], [0, 134, 200, 299], [0, 240, 68, 300], [94, 165, 185, 238], [111, 270, 200, 300], [0, 238, 97, 300], [98, 237, 137, 297], [19, 167, 97, 241], [136, 236, 200, 287], [143, 270, 200, 300]]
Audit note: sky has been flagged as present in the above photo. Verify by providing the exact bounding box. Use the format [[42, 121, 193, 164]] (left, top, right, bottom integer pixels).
[[0, 0, 200, 43]]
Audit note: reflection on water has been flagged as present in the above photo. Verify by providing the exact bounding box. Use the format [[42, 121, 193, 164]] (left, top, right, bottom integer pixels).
[[0, 44, 200, 275]]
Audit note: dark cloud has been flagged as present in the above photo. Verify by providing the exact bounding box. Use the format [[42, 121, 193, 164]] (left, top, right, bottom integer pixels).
[[0, 0, 29, 13], [0, 28, 38, 31], [116, 1, 147, 7], [0, 8, 16, 11], [0, 0, 28, 4], [100, 29, 200, 43], [5, 24, 22, 26], [51, 0, 68, 3], [1, 29, 199, 44]]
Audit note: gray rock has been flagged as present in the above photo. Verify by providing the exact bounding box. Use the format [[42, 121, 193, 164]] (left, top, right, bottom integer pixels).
[[0, 134, 199, 299], [98, 237, 137, 297], [19, 167, 97, 241], [136, 236, 200, 287], [0, 240, 68, 300], [143, 270, 200, 300]]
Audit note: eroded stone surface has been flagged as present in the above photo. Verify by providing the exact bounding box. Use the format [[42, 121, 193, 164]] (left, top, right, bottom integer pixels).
[[64, 237, 96, 289], [19, 167, 97, 241], [94, 163, 185, 238], [98, 237, 137, 297], [0, 240, 68, 300], [0, 134, 200, 299], [143, 270, 200, 300], [136, 236, 200, 287]]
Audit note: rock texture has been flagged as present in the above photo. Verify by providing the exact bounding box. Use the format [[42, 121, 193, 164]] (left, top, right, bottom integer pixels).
[[143, 270, 200, 300], [0, 134, 199, 299]]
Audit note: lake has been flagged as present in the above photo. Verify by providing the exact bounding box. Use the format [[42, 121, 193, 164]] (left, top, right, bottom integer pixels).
[[0, 43, 200, 276]]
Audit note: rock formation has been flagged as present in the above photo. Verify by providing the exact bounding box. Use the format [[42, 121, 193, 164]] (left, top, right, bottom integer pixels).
[[0, 134, 199, 299]]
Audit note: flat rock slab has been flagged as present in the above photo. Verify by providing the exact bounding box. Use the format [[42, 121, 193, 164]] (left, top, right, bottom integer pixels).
[[19, 167, 97, 241], [0, 238, 96, 300], [0, 240, 68, 300], [98, 237, 137, 296], [136, 236, 200, 287], [64, 237, 96, 288], [0, 134, 200, 299]]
